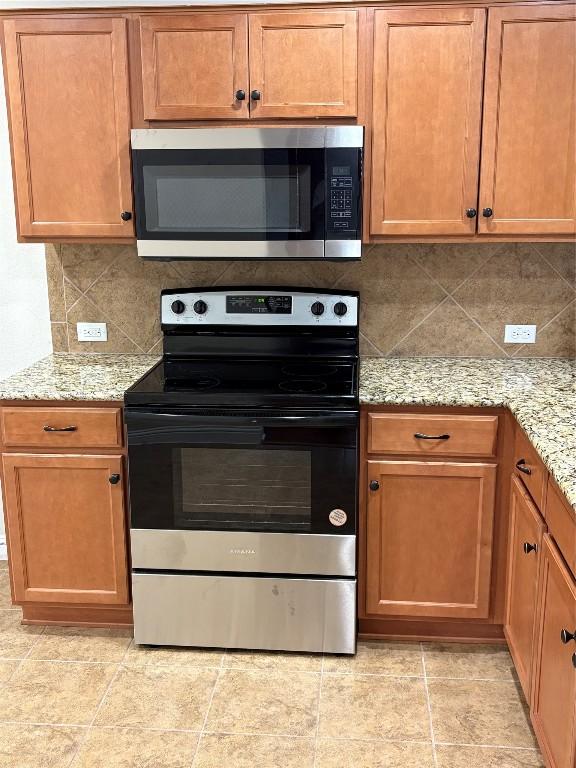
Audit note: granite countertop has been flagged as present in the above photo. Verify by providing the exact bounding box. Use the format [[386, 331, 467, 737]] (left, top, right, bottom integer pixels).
[[0, 353, 574, 510]]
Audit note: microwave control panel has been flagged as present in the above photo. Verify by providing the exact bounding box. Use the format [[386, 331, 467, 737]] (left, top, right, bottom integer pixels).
[[326, 148, 362, 240]]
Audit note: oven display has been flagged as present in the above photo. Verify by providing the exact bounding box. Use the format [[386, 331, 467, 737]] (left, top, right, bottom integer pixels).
[[226, 295, 292, 314]]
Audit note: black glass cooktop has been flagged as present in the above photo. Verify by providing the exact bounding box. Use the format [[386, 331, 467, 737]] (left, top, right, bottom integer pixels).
[[125, 358, 358, 408]]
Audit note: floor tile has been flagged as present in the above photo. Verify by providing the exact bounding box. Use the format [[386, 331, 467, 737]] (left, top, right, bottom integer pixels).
[[318, 674, 430, 741], [0, 659, 20, 683], [0, 561, 8, 570], [194, 734, 315, 768], [0, 610, 43, 659], [29, 627, 132, 663], [125, 641, 224, 668], [71, 727, 199, 768], [95, 664, 217, 730], [206, 669, 320, 737], [224, 650, 322, 672], [436, 745, 545, 767], [424, 642, 517, 681], [0, 660, 116, 725], [429, 679, 538, 748], [323, 641, 423, 676], [0, 572, 14, 609], [315, 738, 435, 768], [0, 723, 84, 767]]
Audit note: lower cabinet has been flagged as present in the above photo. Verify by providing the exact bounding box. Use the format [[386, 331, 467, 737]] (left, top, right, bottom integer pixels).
[[365, 460, 497, 619], [531, 535, 576, 768], [2, 453, 129, 606], [504, 476, 546, 698]]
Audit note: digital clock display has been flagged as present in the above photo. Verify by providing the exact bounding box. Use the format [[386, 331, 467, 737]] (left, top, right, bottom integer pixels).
[[226, 295, 292, 314]]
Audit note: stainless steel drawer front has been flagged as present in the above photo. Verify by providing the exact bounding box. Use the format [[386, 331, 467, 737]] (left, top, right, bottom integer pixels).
[[132, 572, 356, 654], [131, 529, 356, 577]]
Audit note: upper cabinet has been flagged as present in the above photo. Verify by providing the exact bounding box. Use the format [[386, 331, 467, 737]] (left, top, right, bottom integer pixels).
[[371, 8, 485, 236], [138, 10, 358, 120], [2, 17, 134, 239], [479, 5, 576, 236]]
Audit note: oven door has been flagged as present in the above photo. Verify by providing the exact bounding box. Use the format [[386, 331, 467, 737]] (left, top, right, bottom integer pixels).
[[125, 408, 357, 537]]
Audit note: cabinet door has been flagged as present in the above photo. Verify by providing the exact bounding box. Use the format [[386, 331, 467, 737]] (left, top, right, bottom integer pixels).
[[139, 14, 249, 120], [479, 5, 576, 235], [366, 460, 496, 619], [531, 535, 576, 768], [2, 18, 133, 239], [248, 10, 357, 118], [504, 476, 546, 700], [2, 454, 128, 605], [370, 8, 485, 236]]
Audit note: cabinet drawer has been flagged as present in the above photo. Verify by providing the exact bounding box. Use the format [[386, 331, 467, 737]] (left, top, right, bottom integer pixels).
[[0, 407, 122, 449], [367, 413, 498, 457], [546, 479, 576, 577], [513, 427, 547, 510]]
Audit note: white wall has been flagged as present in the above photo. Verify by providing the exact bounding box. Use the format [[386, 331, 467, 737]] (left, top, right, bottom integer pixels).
[[0, 59, 52, 551]]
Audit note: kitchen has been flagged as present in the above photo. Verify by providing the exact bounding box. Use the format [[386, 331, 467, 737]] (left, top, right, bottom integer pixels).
[[0, 1, 574, 766]]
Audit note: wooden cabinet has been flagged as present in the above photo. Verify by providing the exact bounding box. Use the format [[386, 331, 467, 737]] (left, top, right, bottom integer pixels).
[[2, 453, 129, 606], [479, 5, 576, 236], [138, 9, 357, 120], [2, 17, 134, 240], [365, 459, 497, 619], [504, 476, 546, 699], [370, 8, 485, 236], [139, 13, 249, 120], [531, 535, 576, 768]]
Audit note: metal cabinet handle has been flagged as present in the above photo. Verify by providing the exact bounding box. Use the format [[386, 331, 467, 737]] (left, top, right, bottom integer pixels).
[[414, 433, 450, 440], [516, 459, 532, 475], [108, 474, 121, 485], [235, 89, 246, 101], [465, 208, 477, 218], [482, 207, 493, 218], [369, 480, 380, 491], [43, 425, 77, 432], [523, 542, 537, 554], [251, 89, 261, 101], [561, 628, 576, 644], [120, 211, 132, 221]]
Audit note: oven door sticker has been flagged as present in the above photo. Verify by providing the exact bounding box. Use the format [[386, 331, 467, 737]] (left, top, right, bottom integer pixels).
[[329, 508, 347, 527]]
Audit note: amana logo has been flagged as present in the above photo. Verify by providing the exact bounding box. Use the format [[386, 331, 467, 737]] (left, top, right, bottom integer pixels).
[[229, 548, 256, 555]]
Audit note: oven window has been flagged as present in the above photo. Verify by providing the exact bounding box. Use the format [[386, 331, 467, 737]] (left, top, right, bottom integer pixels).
[[175, 448, 312, 530]]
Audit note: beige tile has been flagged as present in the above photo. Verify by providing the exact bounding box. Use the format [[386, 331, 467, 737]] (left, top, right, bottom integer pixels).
[[224, 649, 322, 672], [61, 244, 124, 294], [412, 243, 498, 293], [535, 242, 576, 288], [0, 561, 7, 570], [0, 660, 116, 725], [29, 627, 132, 663], [0, 723, 84, 768], [125, 641, 224, 668], [318, 674, 430, 741], [206, 669, 320, 737], [391, 298, 506, 358], [95, 664, 217, 730], [71, 727, 199, 768], [67, 295, 141, 353], [194, 734, 315, 768], [423, 642, 517, 681], [214, 261, 314, 288], [315, 738, 435, 768], [0, 572, 14, 609], [0, 610, 43, 659], [360, 333, 383, 357], [0, 659, 20, 683], [436, 745, 545, 767], [514, 300, 576, 359], [169, 259, 232, 285], [45, 244, 66, 322], [298, 259, 354, 289], [428, 679, 537, 748], [323, 641, 423, 676], [50, 322, 69, 352], [64, 278, 84, 311]]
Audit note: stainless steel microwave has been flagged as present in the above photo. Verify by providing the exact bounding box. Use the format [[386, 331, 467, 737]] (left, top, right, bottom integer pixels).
[[131, 127, 363, 261]]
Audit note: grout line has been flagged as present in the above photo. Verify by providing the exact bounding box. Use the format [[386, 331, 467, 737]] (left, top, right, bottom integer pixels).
[[435, 741, 541, 751], [532, 243, 576, 293], [189, 662, 223, 768], [421, 643, 438, 767], [385, 295, 452, 357], [312, 654, 324, 768], [511, 297, 576, 358]]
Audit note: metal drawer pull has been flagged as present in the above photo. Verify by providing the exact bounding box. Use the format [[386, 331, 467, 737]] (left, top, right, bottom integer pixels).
[[414, 433, 450, 440], [523, 542, 537, 554], [561, 628, 576, 644], [516, 459, 532, 475], [43, 425, 78, 432]]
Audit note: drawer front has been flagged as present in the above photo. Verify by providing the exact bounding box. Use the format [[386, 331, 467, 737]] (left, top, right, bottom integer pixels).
[[367, 413, 498, 457], [1, 407, 122, 449], [513, 427, 547, 510], [546, 479, 576, 576]]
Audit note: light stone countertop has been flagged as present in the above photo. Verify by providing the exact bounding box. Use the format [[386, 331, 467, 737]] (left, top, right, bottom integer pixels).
[[0, 353, 574, 511]]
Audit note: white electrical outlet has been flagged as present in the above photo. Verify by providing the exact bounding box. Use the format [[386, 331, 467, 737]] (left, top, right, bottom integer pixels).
[[77, 322, 108, 342], [504, 324, 537, 344]]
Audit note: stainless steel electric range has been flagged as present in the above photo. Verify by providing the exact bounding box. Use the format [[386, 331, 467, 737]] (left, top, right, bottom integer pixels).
[[124, 287, 359, 654]]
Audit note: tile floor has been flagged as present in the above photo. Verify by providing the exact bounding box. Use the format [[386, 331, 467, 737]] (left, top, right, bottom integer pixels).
[[0, 564, 544, 767]]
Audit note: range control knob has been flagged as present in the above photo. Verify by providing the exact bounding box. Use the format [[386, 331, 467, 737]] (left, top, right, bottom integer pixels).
[[333, 301, 348, 317], [311, 301, 325, 316], [171, 300, 186, 315], [193, 300, 208, 315]]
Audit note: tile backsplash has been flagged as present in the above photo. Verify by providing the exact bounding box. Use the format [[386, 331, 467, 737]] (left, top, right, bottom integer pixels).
[[46, 242, 575, 358]]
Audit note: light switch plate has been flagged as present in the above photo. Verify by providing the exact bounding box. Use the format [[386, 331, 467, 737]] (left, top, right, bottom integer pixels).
[[77, 322, 107, 342], [504, 324, 537, 344]]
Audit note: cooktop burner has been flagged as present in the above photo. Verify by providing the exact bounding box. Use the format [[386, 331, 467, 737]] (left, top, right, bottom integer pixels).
[[186, 375, 221, 391], [279, 379, 328, 393]]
